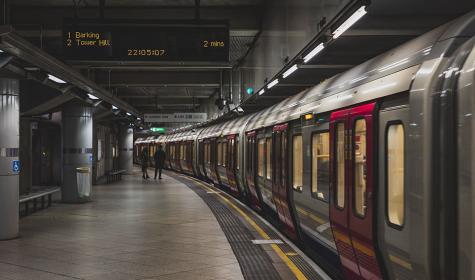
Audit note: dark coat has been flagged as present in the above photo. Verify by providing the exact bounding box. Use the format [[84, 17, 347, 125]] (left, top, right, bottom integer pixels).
[[154, 149, 166, 168], [141, 149, 149, 167]]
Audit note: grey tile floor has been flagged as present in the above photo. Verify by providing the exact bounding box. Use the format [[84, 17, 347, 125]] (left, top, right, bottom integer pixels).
[[0, 171, 244, 280]]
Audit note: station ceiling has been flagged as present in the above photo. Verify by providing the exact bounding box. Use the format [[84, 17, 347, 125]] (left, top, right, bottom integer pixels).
[[8, 0, 263, 117], [4, 0, 475, 127]]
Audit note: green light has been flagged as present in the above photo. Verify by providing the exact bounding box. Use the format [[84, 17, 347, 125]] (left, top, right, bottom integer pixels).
[[150, 127, 166, 133], [246, 87, 254, 95]]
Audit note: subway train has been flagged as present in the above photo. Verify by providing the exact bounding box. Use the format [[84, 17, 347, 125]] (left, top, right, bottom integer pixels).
[[134, 11, 475, 280]]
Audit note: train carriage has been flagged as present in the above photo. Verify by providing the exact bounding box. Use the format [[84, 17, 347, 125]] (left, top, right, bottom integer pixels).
[[137, 10, 475, 280]]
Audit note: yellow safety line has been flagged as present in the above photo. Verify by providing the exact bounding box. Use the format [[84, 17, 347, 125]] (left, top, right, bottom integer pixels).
[[185, 176, 308, 280]]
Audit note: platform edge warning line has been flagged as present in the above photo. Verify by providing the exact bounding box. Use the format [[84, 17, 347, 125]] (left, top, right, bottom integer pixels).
[[184, 176, 308, 280]]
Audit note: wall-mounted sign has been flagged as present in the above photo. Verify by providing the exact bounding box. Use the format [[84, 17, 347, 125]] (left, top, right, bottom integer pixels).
[[144, 113, 207, 123], [63, 19, 229, 62], [150, 127, 166, 133], [12, 160, 20, 173]]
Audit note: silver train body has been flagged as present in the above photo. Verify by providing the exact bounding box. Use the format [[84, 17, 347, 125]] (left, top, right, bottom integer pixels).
[[135, 10, 475, 280]]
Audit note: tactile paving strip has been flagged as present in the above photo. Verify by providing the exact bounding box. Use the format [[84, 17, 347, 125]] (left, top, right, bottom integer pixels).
[[172, 173, 327, 280], [173, 175, 282, 280]]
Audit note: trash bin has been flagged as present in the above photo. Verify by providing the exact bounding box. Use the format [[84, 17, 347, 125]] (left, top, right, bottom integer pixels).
[[76, 167, 91, 200]]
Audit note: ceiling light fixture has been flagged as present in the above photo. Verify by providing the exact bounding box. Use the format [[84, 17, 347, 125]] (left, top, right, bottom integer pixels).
[[112, 105, 118, 110], [87, 93, 99, 100], [267, 79, 279, 89], [303, 43, 325, 63], [126, 112, 132, 116], [258, 89, 265, 95], [282, 64, 299, 78], [332, 5, 368, 39], [47, 74, 67, 84]]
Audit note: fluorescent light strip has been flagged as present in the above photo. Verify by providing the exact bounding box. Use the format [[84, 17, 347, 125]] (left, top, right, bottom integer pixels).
[[332, 6, 367, 39], [258, 89, 265, 95], [303, 43, 325, 63], [87, 93, 99, 100], [47, 74, 67, 84], [267, 79, 279, 89], [283, 64, 298, 78], [126, 112, 132, 116], [112, 105, 118, 110], [377, 58, 409, 73]]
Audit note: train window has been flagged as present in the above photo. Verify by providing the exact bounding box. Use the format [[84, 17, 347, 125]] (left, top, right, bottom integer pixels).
[[266, 138, 272, 180], [311, 132, 330, 201], [258, 138, 265, 177], [223, 142, 228, 167], [293, 135, 303, 192], [336, 123, 345, 208], [354, 119, 367, 217], [387, 123, 405, 227]]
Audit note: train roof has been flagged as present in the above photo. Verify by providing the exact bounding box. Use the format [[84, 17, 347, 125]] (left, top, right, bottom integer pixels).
[[164, 127, 204, 142], [197, 113, 256, 140], [244, 10, 475, 131], [172, 10, 475, 138]]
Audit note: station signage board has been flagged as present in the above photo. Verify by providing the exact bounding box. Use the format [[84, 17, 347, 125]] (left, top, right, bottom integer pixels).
[[62, 20, 229, 62], [144, 113, 207, 123]]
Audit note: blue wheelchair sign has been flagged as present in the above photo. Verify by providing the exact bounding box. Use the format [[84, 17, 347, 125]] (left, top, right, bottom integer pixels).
[[12, 160, 20, 173]]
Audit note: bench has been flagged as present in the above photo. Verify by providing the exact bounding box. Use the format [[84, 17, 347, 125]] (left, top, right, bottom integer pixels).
[[19, 187, 60, 217], [106, 169, 126, 183]]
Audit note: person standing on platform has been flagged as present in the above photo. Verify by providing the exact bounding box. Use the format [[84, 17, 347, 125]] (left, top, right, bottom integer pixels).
[[141, 147, 150, 179], [154, 145, 166, 180]]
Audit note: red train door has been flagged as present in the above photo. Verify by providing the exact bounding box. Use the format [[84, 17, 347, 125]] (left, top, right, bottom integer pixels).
[[209, 138, 220, 184], [272, 123, 297, 241], [330, 102, 382, 280], [226, 135, 240, 197], [246, 131, 261, 211]]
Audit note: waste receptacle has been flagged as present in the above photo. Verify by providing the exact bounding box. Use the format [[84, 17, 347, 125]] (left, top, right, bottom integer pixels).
[[76, 167, 91, 200]]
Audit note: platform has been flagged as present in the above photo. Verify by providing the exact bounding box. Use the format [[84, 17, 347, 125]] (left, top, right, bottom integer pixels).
[[0, 169, 328, 280]]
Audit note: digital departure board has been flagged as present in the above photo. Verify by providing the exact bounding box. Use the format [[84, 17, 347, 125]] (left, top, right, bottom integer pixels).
[[62, 20, 229, 62]]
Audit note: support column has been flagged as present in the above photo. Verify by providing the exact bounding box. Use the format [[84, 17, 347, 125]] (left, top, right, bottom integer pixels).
[[0, 78, 19, 240], [62, 104, 93, 203], [119, 127, 133, 173]]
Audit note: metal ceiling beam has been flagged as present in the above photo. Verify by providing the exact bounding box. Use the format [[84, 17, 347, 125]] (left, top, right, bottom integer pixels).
[[9, 6, 261, 30], [0, 25, 141, 116], [119, 95, 210, 99], [129, 98, 202, 105], [135, 104, 198, 107], [21, 92, 75, 116], [95, 70, 221, 87]]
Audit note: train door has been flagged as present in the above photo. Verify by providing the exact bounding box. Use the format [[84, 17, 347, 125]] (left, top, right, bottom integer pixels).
[[216, 139, 228, 187], [188, 141, 195, 175], [272, 123, 298, 240], [208, 138, 220, 184], [226, 134, 240, 197], [246, 131, 262, 211], [377, 103, 411, 279], [330, 102, 383, 279], [198, 140, 206, 178]]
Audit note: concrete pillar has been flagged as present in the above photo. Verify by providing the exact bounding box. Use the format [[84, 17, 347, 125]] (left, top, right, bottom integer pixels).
[[62, 104, 93, 203], [0, 78, 19, 240], [119, 127, 133, 173]]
